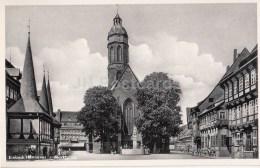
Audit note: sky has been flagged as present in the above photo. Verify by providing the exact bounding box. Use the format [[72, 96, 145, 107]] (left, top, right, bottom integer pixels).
[[5, 4, 257, 124]]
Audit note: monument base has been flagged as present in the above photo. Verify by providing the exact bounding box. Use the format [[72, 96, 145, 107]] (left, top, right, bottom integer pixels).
[[121, 149, 143, 155]]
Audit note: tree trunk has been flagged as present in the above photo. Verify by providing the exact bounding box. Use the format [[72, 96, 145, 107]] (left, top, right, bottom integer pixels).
[[153, 142, 157, 153]]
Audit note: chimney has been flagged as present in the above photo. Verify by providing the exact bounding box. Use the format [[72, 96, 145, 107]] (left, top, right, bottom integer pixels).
[[233, 49, 237, 62], [227, 65, 230, 72]]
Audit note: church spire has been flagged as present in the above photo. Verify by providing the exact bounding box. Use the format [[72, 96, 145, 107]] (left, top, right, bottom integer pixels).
[[39, 69, 49, 113], [20, 19, 38, 100], [47, 70, 54, 115]]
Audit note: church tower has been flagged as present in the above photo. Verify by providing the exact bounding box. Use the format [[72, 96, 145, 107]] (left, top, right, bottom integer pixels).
[[107, 13, 129, 88]]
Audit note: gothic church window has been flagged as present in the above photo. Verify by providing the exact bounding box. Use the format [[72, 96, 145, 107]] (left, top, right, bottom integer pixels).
[[123, 99, 134, 134], [110, 47, 114, 63], [124, 46, 127, 63], [117, 45, 121, 62]]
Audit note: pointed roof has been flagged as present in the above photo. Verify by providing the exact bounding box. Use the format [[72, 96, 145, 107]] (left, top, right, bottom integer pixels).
[[220, 47, 250, 82], [39, 73, 49, 112], [8, 32, 45, 113], [47, 74, 53, 115], [109, 12, 128, 37], [114, 13, 121, 20], [20, 33, 38, 100]]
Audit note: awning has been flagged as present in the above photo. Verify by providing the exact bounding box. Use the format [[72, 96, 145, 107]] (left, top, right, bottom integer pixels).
[[61, 143, 85, 148]]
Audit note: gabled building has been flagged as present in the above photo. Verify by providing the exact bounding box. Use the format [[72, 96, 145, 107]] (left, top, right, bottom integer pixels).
[[219, 45, 258, 158], [174, 125, 192, 152], [6, 59, 22, 110], [6, 30, 61, 159], [56, 110, 88, 151], [188, 47, 258, 158]]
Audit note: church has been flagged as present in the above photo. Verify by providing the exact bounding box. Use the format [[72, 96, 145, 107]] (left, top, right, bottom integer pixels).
[[107, 13, 142, 152]]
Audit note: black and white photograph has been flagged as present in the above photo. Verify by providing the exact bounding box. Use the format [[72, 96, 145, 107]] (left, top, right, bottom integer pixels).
[[1, 0, 259, 167]]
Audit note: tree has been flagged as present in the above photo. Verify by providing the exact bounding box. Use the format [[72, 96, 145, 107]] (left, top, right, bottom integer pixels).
[[135, 72, 182, 153], [77, 86, 121, 153]]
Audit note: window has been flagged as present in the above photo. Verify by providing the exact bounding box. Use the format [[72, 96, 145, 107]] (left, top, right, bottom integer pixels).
[[221, 135, 227, 147], [225, 87, 228, 99], [251, 69, 256, 85], [13, 90, 17, 100], [209, 98, 213, 102], [10, 88, 13, 99], [211, 136, 215, 147], [117, 45, 121, 62], [232, 108, 236, 121], [234, 133, 241, 146], [220, 112, 226, 119], [229, 83, 233, 97], [249, 100, 255, 115], [116, 71, 122, 80], [215, 135, 218, 147], [234, 80, 238, 95], [211, 135, 218, 147], [228, 109, 232, 122], [110, 47, 114, 63], [242, 103, 248, 117], [205, 137, 208, 148], [255, 98, 258, 114], [201, 137, 204, 148], [237, 106, 241, 120], [239, 77, 243, 92], [253, 130, 258, 146], [245, 133, 253, 151], [245, 73, 249, 88], [6, 85, 9, 97]]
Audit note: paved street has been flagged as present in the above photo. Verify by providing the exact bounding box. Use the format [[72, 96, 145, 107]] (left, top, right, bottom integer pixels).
[[56, 151, 210, 160]]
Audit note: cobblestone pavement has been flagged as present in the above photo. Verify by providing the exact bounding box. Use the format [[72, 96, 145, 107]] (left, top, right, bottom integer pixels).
[[56, 151, 211, 160]]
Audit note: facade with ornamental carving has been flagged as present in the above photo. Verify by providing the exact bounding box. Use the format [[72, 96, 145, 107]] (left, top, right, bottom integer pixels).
[[187, 45, 258, 158]]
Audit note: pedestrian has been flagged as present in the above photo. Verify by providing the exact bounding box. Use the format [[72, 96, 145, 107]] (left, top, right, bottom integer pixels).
[[27, 147, 32, 159]]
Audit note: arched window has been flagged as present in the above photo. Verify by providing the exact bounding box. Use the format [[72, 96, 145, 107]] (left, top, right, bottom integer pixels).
[[124, 46, 128, 63], [123, 99, 134, 134], [116, 71, 122, 80], [117, 45, 121, 62], [110, 47, 114, 63]]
